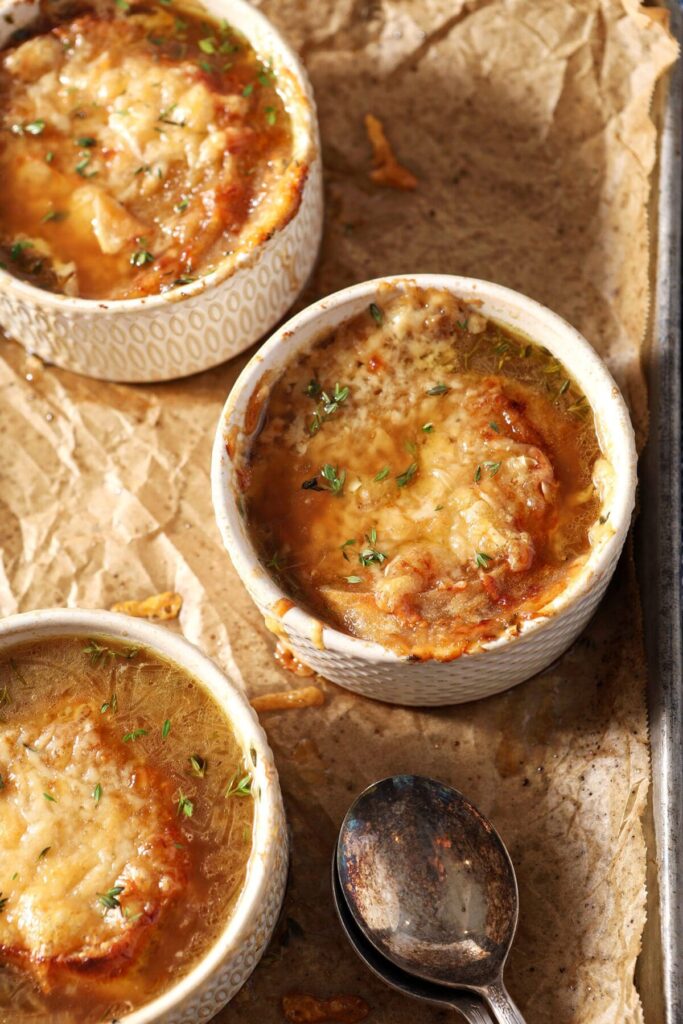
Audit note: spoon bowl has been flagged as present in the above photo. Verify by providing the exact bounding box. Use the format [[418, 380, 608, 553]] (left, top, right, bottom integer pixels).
[[336, 775, 525, 1023], [332, 857, 495, 1023]]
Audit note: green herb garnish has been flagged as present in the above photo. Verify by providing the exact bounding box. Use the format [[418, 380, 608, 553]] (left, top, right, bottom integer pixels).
[[92, 783, 102, 803], [198, 37, 216, 53], [76, 136, 96, 147], [130, 248, 154, 267], [10, 240, 32, 261], [85, 640, 138, 666], [320, 464, 346, 496], [12, 118, 46, 136], [41, 210, 67, 223], [426, 383, 449, 396], [345, 575, 362, 584], [369, 302, 383, 325], [475, 551, 492, 569], [100, 693, 118, 714], [189, 754, 206, 778], [422, 423, 434, 433], [161, 718, 171, 740], [122, 728, 147, 743], [75, 154, 92, 176], [309, 382, 350, 434], [242, 83, 254, 97], [225, 770, 252, 798], [374, 466, 390, 482], [396, 462, 418, 488], [43, 792, 57, 803], [37, 846, 51, 860], [264, 106, 277, 126], [97, 886, 124, 910], [177, 792, 194, 817], [175, 198, 189, 212], [358, 527, 387, 567]]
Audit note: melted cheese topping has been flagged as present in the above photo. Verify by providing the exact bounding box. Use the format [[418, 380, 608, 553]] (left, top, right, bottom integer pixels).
[[245, 287, 605, 659], [0, 702, 187, 987], [0, 4, 296, 298]]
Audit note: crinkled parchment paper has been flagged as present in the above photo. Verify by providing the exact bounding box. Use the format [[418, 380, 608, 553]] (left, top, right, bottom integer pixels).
[[0, 2, 677, 1022]]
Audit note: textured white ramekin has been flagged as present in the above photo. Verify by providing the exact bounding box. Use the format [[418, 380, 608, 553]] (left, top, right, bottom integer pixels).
[[0, 608, 288, 1022], [0, 0, 323, 382], [211, 275, 637, 706]]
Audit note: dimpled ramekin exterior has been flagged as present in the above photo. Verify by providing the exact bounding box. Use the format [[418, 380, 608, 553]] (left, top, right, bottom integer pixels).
[[0, 0, 323, 383], [212, 275, 638, 707], [0, 609, 288, 1021]]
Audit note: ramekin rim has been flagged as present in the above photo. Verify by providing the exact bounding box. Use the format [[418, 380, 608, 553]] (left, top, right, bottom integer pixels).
[[0, 607, 284, 1023], [211, 272, 638, 664], [0, 0, 316, 313]]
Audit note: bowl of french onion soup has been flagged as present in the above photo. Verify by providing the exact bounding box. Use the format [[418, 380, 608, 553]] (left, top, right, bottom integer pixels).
[[0, 608, 287, 1022], [212, 275, 637, 706], [0, 0, 322, 382]]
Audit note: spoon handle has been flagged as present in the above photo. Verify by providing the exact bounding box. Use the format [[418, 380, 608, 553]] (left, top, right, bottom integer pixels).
[[482, 982, 527, 1024], [446, 993, 497, 1023]]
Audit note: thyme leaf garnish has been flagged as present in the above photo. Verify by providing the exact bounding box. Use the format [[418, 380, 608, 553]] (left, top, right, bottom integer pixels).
[[177, 792, 194, 817], [320, 464, 346, 496], [122, 728, 147, 743], [97, 886, 124, 910], [396, 462, 418, 488], [475, 551, 492, 569], [225, 770, 252, 798], [85, 640, 138, 666]]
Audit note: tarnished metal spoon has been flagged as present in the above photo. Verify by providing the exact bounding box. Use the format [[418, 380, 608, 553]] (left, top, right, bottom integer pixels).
[[332, 856, 495, 1023], [336, 775, 526, 1024]]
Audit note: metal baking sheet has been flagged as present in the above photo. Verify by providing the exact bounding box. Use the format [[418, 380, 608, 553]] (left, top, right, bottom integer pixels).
[[636, 2, 682, 1022]]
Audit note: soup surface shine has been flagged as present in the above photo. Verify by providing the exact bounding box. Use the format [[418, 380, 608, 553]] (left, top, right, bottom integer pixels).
[[244, 286, 609, 659], [0, 0, 295, 298], [0, 634, 253, 1022]]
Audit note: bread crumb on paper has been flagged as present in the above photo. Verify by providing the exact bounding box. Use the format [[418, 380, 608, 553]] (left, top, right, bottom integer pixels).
[[251, 686, 324, 713], [110, 591, 182, 621], [282, 993, 370, 1024], [364, 113, 418, 190]]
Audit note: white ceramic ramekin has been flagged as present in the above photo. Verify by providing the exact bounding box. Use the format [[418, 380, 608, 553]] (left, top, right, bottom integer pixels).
[[0, 0, 323, 382], [0, 608, 288, 1023], [211, 274, 638, 707]]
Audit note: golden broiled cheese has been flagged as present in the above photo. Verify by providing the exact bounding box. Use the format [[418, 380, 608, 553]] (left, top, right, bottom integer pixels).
[[0, 702, 187, 987], [244, 286, 606, 659], [0, 2, 297, 298]]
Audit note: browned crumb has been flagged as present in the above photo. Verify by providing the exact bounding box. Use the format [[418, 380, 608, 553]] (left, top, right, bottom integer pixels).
[[282, 993, 370, 1023], [110, 591, 182, 620], [364, 113, 418, 190], [251, 685, 323, 713]]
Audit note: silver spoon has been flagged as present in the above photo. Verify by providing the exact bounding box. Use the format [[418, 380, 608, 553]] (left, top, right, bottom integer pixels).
[[332, 856, 495, 1023], [336, 775, 526, 1024]]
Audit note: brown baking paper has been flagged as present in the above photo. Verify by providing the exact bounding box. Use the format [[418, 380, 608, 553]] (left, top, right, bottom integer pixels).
[[0, 1, 677, 1022]]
